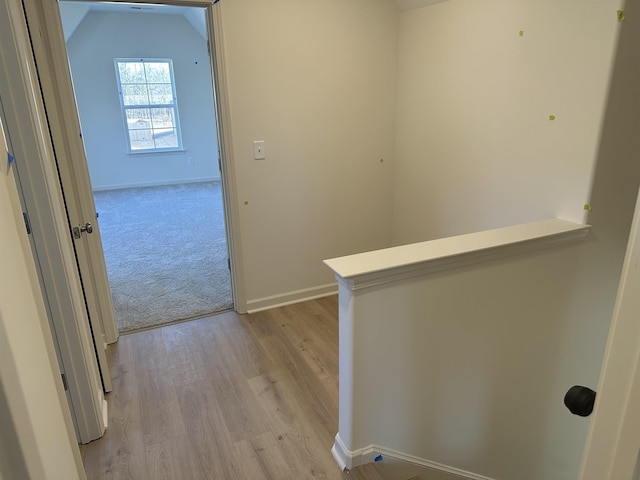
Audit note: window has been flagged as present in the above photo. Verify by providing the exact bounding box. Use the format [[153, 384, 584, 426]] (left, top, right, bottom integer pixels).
[[115, 58, 183, 153]]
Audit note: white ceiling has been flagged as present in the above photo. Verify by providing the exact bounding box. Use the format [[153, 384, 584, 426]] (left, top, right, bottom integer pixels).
[[85, 2, 190, 15], [58, 1, 206, 41]]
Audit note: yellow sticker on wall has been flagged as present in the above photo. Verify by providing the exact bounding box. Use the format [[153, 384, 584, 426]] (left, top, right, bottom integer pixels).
[[617, 10, 625, 22]]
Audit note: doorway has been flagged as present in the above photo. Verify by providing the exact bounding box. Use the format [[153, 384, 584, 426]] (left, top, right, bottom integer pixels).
[[58, 2, 233, 332]]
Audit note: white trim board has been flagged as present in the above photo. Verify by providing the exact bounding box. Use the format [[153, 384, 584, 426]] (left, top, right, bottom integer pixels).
[[208, 3, 245, 314], [580, 187, 640, 478], [325, 218, 590, 291], [91, 176, 220, 192], [246, 283, 337, 313], [333, 434, 497, 480]]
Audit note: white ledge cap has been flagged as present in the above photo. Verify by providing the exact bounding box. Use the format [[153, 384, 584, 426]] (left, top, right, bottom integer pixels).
[[324, 219, 590, 289]]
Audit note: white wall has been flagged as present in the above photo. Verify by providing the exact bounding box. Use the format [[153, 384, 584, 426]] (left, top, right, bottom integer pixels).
[[65, 11, 219, 190], [336, 1, 640, 479], [392, 0, 621, 244], [1, 0, 638, 479], [345, 241, 593, 480], [219, 0, 398, 308]]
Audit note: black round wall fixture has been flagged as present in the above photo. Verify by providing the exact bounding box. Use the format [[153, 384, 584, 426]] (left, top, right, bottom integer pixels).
[[564, 385, 597, 417]]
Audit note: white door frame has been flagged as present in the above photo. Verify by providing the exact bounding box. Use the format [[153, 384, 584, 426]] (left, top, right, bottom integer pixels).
[[3, 0, 242, 449], [0, 0, 106, 444], [29, 0, 247, 317], [207, 1, 248, 313], [580, 186, 640, 479]]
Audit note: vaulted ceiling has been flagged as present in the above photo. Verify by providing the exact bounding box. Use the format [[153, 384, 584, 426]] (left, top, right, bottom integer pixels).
[[59, 1, 206, 41]]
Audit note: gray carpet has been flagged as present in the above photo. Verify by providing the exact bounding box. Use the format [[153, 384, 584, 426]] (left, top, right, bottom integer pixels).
[[93, 182, 232, 333]]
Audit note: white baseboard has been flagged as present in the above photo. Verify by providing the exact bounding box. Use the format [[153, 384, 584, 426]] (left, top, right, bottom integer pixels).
[[91, 177, 219, 191], [332, 433, 496, 480], [331, 433, 351, 470], [246, 283, 338, 313], [332, 433, 380, 470]]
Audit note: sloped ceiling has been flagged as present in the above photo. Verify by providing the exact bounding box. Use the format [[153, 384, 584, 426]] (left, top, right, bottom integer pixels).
[[58, 1, 207, 42]]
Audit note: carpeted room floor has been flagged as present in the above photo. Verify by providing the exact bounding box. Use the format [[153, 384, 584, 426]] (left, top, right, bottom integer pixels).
[[93, 181, 233, 332]]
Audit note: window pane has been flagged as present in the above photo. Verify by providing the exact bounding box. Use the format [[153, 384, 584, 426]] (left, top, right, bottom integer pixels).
[[153, 129, 179, 149], [150, 108, 179, 148], [121, 84, 149, 106], [144, 62, 171, 83], [149, 108, 176, 129], [126, 108, 151, 127], [118, 62, 145, 84], [147, 84, 173, 105], [129, 129, 154, 150]]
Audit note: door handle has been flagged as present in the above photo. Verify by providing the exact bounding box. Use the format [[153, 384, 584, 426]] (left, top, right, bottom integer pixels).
[[564, 385, 596, 417], [72, 222, 93, 239]]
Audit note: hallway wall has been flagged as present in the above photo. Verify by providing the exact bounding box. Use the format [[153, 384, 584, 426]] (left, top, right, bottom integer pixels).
[[219, 0, 398, 309], [392, 0, 622, 244]]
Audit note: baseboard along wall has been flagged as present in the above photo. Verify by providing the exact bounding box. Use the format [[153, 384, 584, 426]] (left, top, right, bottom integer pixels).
[[332, 434, 497, 480], [91, 177, 220, 191], [246, 283, 338, 313]]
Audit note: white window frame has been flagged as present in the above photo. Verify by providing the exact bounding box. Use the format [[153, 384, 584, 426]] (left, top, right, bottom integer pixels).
[[114, 58, 183, 154]]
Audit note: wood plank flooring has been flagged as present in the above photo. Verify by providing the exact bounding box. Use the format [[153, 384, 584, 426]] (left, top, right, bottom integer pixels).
[[80, 296, 376, 480]]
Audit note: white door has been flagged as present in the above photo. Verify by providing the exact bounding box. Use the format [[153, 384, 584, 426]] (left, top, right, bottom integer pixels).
[[0, 0, 106, 443], [580, 186, 640, 479], [21, 0, 118, 393]]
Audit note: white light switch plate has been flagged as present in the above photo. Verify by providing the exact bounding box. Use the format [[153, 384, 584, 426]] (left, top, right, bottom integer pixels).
[[253, 140, 266, 160]]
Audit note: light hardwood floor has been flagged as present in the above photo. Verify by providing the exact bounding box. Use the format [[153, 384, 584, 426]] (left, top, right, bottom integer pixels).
[[80, 296, 380, 480]]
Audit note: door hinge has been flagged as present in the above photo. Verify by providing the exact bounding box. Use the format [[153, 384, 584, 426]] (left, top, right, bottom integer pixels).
[[23, 212, 32, 235], [227, 257, 231, 271], [61, 373, 68, 391]]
